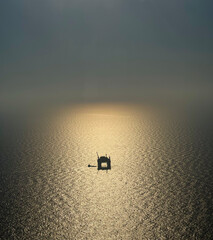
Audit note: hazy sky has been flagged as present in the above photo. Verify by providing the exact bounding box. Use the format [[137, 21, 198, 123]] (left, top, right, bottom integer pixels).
[[1, 0, 213, 106]]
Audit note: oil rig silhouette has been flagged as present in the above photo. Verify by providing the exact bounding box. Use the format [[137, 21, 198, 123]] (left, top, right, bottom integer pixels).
[[88, 153, 111, 171]]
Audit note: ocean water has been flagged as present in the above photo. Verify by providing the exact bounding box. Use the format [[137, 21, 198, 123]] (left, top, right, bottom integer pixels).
[[0, 103, 213, 239]]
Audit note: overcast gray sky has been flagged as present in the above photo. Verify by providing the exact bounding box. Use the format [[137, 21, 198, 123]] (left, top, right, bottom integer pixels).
[[1, 0, 213, 107]]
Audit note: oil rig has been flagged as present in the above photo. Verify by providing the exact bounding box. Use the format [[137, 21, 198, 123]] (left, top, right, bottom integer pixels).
[[88, 153, 111, 170], [97, 153, 111, 170]]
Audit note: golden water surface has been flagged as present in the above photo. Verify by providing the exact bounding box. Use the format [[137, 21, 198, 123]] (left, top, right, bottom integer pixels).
[[0, 103, 213, 239]]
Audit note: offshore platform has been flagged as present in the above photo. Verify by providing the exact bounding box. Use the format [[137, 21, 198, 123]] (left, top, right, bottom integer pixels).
[[88, 153, 111, 171]]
